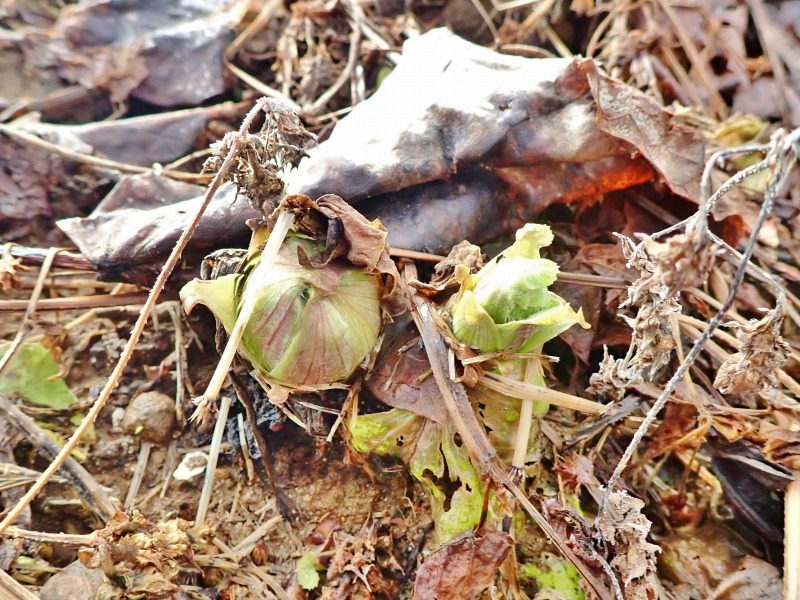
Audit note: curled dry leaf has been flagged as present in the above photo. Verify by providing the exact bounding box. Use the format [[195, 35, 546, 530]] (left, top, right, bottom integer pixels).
[[413, 529, 513, 600], [714, 306, 790, 395], [595, 491, 660, 600], [640, 231, 720, 300]]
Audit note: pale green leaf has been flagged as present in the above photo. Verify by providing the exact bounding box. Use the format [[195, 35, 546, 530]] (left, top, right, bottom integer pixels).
[[0, 342, 74, 409], [296, 552, 323, 590]]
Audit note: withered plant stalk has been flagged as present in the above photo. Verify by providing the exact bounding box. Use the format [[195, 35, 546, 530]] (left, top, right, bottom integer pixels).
[[600, 129, 800, 516]]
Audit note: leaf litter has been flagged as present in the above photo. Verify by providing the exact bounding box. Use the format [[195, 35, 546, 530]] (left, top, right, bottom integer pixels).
[[2, 1, 800, 599]]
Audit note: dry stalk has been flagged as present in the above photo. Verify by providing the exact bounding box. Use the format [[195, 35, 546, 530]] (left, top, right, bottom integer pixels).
[[481, 372, 605, 414], [0, 569, 37, 600], [786, 476, 800, 600], [0, 98, 272, 535], [600, 128, 800, 515], [123, 441, 151, 512], [195, 396, 232, 525]]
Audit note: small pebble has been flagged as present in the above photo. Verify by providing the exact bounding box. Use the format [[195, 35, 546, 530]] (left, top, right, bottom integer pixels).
[[120, 391, 176, 444]]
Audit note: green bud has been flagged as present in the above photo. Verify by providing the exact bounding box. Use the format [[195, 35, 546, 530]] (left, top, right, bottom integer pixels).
[[451, 224, 588, 353], [181, 235, 381, 387]]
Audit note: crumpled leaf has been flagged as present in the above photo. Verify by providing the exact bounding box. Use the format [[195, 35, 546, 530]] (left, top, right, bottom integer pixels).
[[0, 342, 74, 409], [413, 529, 513, 600], [594, 491, 660, 600], [297, 552, 324, 590], [58, 28, 706, 285], [350, 408, 484, 543]]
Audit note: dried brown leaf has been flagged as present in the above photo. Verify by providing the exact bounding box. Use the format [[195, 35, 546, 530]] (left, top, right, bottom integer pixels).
[[413, 529, 513, 600], [595, 491, 659, 600], [714, 306, 790, 395]]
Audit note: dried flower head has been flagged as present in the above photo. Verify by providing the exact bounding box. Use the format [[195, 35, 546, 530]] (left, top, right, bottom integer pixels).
[[615, 234, 681, 378], [714, 305, 790, 395], [640, 231, 719, 299], [588, 348, 643, 403], [203, 99, 317, 216], [623, 296, 680, 378]]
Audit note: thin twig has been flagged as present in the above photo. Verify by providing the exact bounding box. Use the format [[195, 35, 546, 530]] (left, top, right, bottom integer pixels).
[[0, 123, 206, 183], [0, 395, 118, 521], [600, 129, 800, 515], [0, 292, 152, 313], [0, 99, 272, 535], [4, 526, 94, 545]]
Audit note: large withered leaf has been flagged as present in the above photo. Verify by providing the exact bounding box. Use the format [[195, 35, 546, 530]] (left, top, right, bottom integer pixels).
[[413, 529, 513, 600], [58, 29, 707, 285], [23, 0, 246, 106]]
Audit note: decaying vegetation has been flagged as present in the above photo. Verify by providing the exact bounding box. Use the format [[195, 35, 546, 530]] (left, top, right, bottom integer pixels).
[[2, 1, 800, 599]]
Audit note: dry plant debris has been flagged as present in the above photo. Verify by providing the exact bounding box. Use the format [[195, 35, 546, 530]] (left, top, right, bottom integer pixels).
[[2, 1, 800, 599]]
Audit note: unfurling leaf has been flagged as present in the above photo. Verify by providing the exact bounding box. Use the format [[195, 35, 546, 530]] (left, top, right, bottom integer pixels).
[[451, 223, 588, 353]]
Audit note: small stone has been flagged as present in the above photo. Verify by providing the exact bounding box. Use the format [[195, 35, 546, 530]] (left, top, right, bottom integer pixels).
[[110, 406, 126, 429], [120, 391, 176, 444], [39, 560, 105, 600]]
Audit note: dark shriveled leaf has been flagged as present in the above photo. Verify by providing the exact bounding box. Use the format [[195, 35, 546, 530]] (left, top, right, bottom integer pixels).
[[57, 29, 707, 285]]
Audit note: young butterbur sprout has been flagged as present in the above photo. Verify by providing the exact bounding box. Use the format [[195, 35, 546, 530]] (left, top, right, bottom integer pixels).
[[181, 194, 401, 403], [451, 223, 588, 354]]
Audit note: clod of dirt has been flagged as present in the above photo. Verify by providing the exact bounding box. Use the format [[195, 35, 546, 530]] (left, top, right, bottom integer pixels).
[[120, 391, 176, 444], [38, 560, 104, 600]]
